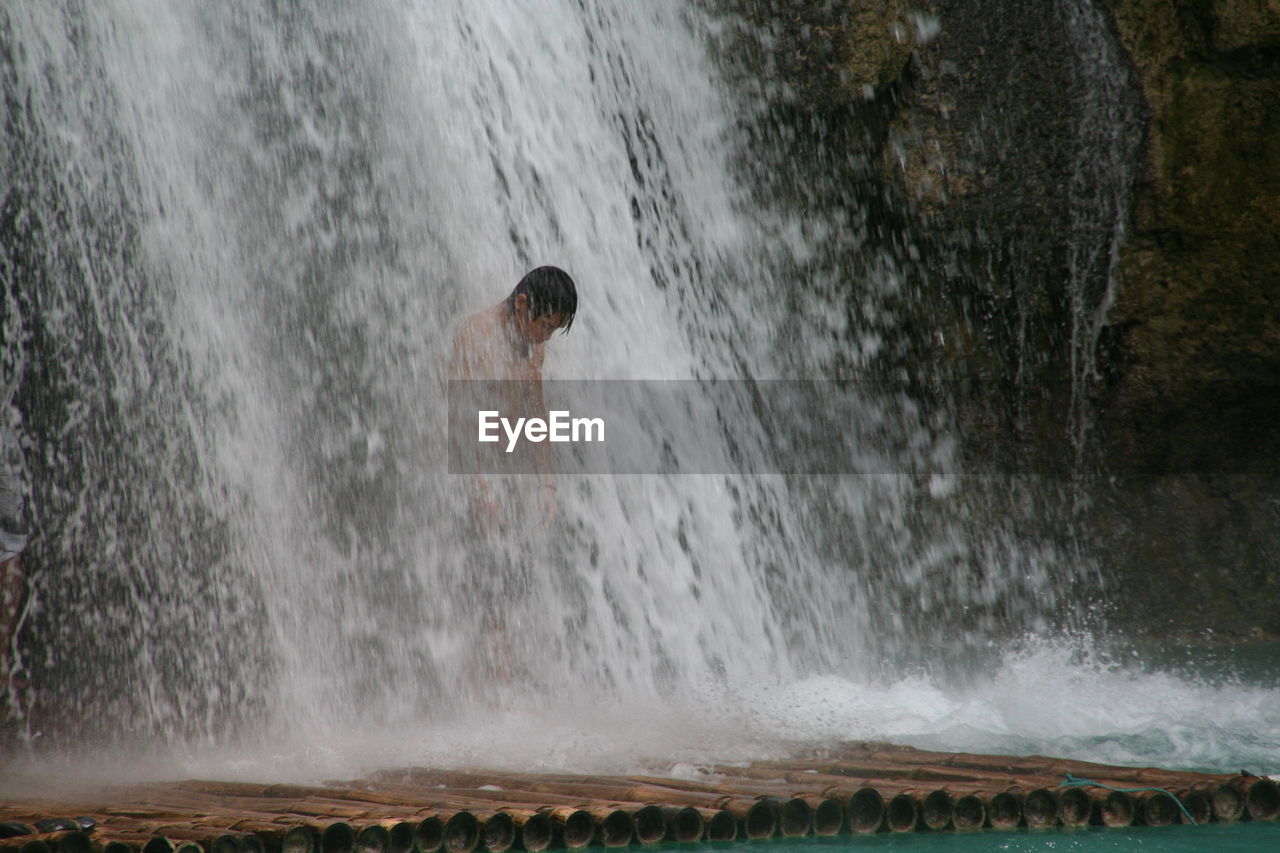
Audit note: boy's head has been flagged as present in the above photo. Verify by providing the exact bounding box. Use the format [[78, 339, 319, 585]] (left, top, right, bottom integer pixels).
[[508, 265, 577, 343]]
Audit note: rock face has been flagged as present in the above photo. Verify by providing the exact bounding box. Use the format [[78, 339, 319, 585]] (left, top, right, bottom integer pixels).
[[1094, 0, 1280, 642], [1102, 0, 1280, 473], [729, 0, 1280, 641]]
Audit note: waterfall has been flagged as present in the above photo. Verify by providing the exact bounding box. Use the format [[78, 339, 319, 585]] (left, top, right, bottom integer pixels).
[[10, 0, 1266, 781], [2, 0, 924, 748]]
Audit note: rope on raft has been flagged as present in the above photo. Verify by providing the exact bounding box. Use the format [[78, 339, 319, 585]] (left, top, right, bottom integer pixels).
[[1058, 772, 1198, 825]]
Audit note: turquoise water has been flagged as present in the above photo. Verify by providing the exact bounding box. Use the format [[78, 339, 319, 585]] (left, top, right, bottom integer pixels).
[[657, 823, 1280, 853]]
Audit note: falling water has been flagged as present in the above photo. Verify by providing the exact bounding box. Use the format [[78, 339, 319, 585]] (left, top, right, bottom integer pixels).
[[2, 0, 1277, 781], [1, 0, 917, 745]]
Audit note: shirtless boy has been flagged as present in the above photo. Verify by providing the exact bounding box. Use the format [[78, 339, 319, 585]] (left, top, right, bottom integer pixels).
[[450, 265, 577, 529]]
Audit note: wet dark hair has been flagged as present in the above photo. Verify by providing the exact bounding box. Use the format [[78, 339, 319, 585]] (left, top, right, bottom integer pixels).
[[508, 265, 577, 333]]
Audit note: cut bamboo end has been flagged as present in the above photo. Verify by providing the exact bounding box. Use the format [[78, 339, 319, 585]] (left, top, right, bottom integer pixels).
[[1056, 788, 1090, 828], [628, 806, 665, 845], [443, 813, 479, 853], [1178, 791, 1212, 825], [224, 822, 312, 853], [356, 824, 390, 853], [541, 809, 592, 850], [921, 790, 953, 831], [986, 792, 1022, 830], [886, 794, 917, 833], [951, 794, 984, 831], [1239, 777, 1280, 821], [508, 812, 551, 852], [321, 823, 355, 853], [845, 788, 883, 834], [590, 810, 631, 849], [207, 834, 240, 853], [810, 799, 843, 836], [655, 807, 700, 844], [285, 826, 316, 853], [480, 813, 515, 853], [384, 822, 415, 853], [1210, 783, 1245, 822], [239, 834, 266, 853], [1023, 789, 1058, 828], [740, 802, 774, 840], [142, 838, 202, 853], [1094, 790, 1133, 827], [768, 797, 810, 838], [702, 810, 736, 843], [1134, 791, 1177, 827], [416, 817, 445, 853]]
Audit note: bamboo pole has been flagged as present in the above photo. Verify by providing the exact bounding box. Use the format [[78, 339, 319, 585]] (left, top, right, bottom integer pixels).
[[97, 835, 201, 853], [1201, 781, 1244, 822], [1021, 789, 1059, 828], [843, 788, 883, 834], [500, 811, 549, 853], [220, 821, 314, 853], [413, 817, 443, 853], [0, 832, 89, 853], [583, 810, 629, 849], [950, 794, 984, 831], [981, 790, 1023, 830], [1173, 789, 1213, 825], [654, 808, 700, 844], [0, 840, 48, 853], [403, 782, 765, 840], [1091, 790, 1133, 828], [440, 812, 478, 853], [624, 806, 664, 846], [354, 824, 389, 853], [476, 812, 515, 853], [818, 743, 1237, 791], [91, 820, 239, 851], [805, 797, 843, 836], [303, 787, 608, 852], [756, 750, 1235, 796], [536, 809, 591, 851], [360, 821, 413, 853], [884, 788, 954, 832], [884, 793, 916, 833], [623, 775, 839, 835], [1233, 776, 1280, 822], [97, 842, 135, 853], [318, 821, 355, 853], [701, 810, 736, 843]]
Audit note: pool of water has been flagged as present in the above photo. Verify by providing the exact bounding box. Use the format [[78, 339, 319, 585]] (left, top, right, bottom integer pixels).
[[658, 822, 1280, 853]]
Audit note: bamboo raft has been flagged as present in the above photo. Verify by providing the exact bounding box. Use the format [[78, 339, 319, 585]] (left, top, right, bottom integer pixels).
[[2, 743, 1277, 853]]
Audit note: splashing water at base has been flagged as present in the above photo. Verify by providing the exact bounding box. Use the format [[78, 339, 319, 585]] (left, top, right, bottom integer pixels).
[[2, 639, 1275, 792]]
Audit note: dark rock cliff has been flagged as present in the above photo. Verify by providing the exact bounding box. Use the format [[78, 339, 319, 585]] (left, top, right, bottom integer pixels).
[[719, 0, 1280, 642]]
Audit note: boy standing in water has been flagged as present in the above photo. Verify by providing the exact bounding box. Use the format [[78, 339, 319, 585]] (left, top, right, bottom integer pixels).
[[448, 266, 577, 687], [450, 265, 577, 529]]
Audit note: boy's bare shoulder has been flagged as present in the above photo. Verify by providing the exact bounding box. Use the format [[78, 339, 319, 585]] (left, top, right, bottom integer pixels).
[[454, 304, 502, 342]]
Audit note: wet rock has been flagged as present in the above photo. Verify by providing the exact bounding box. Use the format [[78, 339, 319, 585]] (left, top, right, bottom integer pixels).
[[715, 0, 919, 106], [738, 0, 1280, 641]]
